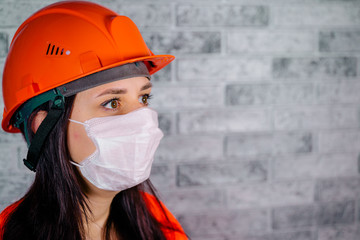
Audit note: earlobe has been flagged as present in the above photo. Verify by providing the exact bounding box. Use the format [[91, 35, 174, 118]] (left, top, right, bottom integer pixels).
[[31, 110, 48, 133]]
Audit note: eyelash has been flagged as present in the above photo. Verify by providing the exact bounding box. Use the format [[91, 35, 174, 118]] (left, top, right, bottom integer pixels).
[[101, 94, 153, 111]]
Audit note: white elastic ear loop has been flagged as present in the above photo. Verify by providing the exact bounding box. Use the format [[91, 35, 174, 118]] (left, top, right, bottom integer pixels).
[[70, 160, 83, 167], [68, 118, 85, 168], [69, 119, 85, 125]]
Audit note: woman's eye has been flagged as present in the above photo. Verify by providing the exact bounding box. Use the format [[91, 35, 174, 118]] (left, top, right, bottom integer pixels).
[[140, 94, 152, 105], [102, 99, 120, 110]]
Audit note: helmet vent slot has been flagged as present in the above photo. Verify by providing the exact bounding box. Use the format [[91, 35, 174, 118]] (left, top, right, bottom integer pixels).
[[46, 43, 65, 56]]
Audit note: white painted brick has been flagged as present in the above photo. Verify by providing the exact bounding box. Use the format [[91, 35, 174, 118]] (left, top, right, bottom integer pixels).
[[273, 57, 357, 79], [240, 231, 314, 240], [177, 160, 267, 187], [0, 3, 46, 27], [0, 172, 34, 203], [0, 31, 8, 57], [150, 163, 176, 190], [177, 57, 272, 81], [179, 108, 272, 133], [160, 188, 225, 213], [155, 135, 223, 162], [157, 112, 173, 136], [227, 181, 315, 208], [315, 82, 360, 104], [317, 200, 355, 226], [177, 4, 269, 27], [273, 153, 359, 180], [274, 106, 359, 130], [320, 30, 360, 52], [272, 205, 315, 229], [315, 178, 360, 202], [318, 225, 360, 240], [318, 130, 360, 153], [226, 83, 314, 105], [152, 64, 172, 83], [0, 144, 23, 170], [151, 85, 223, 109], [226, 132, 312, 157], [107, 3, 172, 28], [177, 209, 268, 237], [0, 130, 24, 144], [143, 31, 221, 54], [274, 5, 360, 27], [228, 30, 314, 53]]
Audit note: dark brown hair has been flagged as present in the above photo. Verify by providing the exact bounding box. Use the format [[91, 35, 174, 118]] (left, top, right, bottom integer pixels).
[[2, 95, 181, 240]]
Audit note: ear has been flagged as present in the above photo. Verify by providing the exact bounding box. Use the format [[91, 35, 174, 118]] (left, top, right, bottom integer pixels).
[[31, 110, 48, 133]]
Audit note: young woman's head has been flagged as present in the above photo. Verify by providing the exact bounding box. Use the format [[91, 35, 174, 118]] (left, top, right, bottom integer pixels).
[[1, 1, 182, 240]]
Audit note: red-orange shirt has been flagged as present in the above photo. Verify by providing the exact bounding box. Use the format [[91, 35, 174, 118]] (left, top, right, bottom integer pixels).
[[0, 193, 187, 240]]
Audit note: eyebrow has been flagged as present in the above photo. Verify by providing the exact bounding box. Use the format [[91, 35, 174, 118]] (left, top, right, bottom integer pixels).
[[96, 81, 152, 98]]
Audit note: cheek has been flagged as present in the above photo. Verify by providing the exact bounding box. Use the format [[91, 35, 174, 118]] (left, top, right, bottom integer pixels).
[[67, 122, 96, 163]]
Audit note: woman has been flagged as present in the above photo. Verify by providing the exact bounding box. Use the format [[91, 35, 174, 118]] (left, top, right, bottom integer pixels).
[[0, 1, 187, 239]]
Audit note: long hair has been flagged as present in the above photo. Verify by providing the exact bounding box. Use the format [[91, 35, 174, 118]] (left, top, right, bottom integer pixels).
[[2, 95, 180, 240]]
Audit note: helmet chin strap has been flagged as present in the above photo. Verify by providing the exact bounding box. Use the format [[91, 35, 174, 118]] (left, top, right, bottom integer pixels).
[[23, 95, 65, 172]]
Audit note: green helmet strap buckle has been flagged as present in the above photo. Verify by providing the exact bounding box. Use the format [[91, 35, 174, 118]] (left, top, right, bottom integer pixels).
[[13, 88, 65, 147]]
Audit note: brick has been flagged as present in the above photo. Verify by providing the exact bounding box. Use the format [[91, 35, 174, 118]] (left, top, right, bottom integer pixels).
[[272, 205, 315, 229], [0, 3, 47, 27], [228, 30, 314, 53], [177, 4, 269, 27], [273, 153, 359, 180], [320, 30, 360, 52], [155, 135, 223, 162], [108, 3, 172, 28], [0, 32, 8, 57], [273, 5, 360, 27], [143, 31, 221, 54], [179, 109, 272, 134], [315, 178, 360, 202], [318, 225, 360, 240], [160, 188, 225, 213], [274, 106, 359, 130], [226, 132, 312, 157], [315, 82, 360, 104], [151, 85, 223, 109], [152, 64, 172, 83], [177, 209, 267, 237], [242, 231, 314, 240], [226, 83, 314, 106], [149, 163, 175, 190], [157, 112, 173, 136], [0, 172, 34, 203], [227, 181, 315, 208], [317, 201, 355, 226], [177, 160, 267, 187], [177, 57, 272, 81], [0, 130, 24, 144], [318, 130, 360, 153], [0, 144, 21, 170], [273, 57, 357, 79]]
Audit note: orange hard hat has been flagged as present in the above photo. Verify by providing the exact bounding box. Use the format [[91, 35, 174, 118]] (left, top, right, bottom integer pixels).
[[2, 1, 174, 133]]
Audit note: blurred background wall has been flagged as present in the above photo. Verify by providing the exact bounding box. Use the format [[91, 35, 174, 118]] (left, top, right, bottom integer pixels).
[[1, 0, 360, 239]]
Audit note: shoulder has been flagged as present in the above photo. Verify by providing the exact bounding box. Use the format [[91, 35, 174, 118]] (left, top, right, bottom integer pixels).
[[141, 192, 188, 240], [0, 201, 21, 237]]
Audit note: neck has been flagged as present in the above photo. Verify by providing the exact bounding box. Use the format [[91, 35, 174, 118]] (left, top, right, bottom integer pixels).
[[83, 182, 119, 239]]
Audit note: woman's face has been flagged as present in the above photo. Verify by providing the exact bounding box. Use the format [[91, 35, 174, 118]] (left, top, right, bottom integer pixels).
[[67, 76, 152, 164]]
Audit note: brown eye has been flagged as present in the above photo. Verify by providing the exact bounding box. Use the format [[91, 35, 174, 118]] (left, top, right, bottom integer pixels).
[[103, 98, 120, 110], [110, 100, 118, 108], [142, 95, 148, 105], [139, 94, 152, 105]]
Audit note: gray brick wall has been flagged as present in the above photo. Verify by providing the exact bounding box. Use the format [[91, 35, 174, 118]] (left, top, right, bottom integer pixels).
[[1, 0, 360, 239]]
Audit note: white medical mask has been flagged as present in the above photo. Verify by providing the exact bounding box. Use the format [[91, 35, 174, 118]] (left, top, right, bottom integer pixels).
[[69, 107, 163, 191]]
